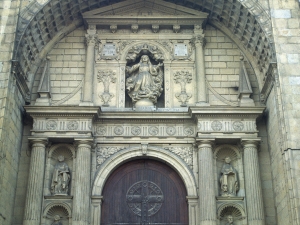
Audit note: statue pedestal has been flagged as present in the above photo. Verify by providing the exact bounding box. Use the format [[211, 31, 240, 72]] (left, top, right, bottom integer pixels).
[[135, 98, 154, 107]]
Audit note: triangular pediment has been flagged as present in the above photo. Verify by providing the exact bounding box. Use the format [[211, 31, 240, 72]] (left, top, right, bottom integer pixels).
[[83, 0, 208, 25]]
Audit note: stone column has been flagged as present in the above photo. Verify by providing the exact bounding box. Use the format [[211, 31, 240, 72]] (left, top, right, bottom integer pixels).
[[242, 140, 265, 225], [23, 138, 47, 225], [73, 140, 93, 225], [81, 25, 97, 105], [197, 140, 216, 225], [193, 25, 208, 105]]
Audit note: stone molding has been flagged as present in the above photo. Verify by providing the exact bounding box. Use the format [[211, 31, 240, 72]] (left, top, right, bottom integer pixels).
[[93, 145, 197, 196]]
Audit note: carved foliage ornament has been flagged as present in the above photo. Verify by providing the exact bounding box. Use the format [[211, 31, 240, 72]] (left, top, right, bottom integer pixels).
[[174, 70, 192, 106], [96, 146, 126, 166], [165, 147, 193, 168], [97, 70, 116, 106]]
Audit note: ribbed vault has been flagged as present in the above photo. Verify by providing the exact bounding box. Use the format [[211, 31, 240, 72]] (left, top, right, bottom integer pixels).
[[15, 0, 275, 92]]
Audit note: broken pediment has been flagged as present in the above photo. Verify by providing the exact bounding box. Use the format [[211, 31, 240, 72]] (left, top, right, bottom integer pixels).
[[82, 0, 208, 26]]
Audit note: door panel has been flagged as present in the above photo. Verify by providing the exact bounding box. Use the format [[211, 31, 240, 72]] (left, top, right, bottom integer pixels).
[[101, 159, 188, 225]]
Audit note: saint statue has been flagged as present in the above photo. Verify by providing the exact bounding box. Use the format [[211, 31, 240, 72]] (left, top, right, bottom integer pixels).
[[225, 215, 234, 225], [51, 215, 63, 225], [51, 155, 70, 195], [125, 55, 163, 107], [220, 157, 239, 196]]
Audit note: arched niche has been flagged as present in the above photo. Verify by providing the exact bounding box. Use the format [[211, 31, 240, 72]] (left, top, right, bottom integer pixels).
[[217, 203, 246, 225], [44, 144, 75, 196], [121, 41, 170, 108], [213, 145, 245, 197], [42, 202, 72, 225]]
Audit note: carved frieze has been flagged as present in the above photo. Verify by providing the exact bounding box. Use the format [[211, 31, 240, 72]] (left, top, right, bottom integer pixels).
[[165, 146, 193, 168], [94, 124, 195, 137], [32, 119, 92, 132], [197, 120, 256, 133]]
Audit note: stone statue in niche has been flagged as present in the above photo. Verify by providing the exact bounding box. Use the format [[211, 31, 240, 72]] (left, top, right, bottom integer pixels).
[[51, 155, 70, 195], [126, 55, 163, 107], [220, 157, 239, 196], [51, 215, 63, 225], [225, 215, 234, 225]]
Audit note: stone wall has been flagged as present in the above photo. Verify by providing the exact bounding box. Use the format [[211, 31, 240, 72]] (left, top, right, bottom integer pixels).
[[0, 1, 25, 225]]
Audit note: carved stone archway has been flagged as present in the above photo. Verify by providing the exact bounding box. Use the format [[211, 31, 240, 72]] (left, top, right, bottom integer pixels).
[[91, 145, 198, 225]]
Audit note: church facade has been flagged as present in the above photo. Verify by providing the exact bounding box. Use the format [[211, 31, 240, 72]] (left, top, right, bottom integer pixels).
[[0, 0, 300, 225]]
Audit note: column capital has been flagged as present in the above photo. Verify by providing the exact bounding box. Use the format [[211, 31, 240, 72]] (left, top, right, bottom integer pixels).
[[241, 139, 260, 147], [195, 139, 215, 149], [28, 137, 48, 147], [85, 33, 98, 46], [74, 138, 94, 148], [191, 35, 206, 47]]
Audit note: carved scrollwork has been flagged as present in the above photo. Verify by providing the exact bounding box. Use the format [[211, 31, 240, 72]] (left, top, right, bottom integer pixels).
[[96, 146, 126, 166]]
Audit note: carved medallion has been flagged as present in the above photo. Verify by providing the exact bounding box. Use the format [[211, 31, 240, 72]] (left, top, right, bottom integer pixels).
[[148, 126, 159, 136], [166, 126, 176, 136], [232, 121, 244, 131], [183, 127, 194, 136], [96, 126, 107, 135], [46, 120, 57, 130], [67, 121, 79, 130], [211, 121, 222, 131], [114, 126, 124, 135], [131, 126, 141, 135], [126, 180, 164, 219]]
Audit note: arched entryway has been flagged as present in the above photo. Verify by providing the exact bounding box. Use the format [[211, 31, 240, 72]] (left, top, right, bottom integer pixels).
[[101, 159, 188, 225]]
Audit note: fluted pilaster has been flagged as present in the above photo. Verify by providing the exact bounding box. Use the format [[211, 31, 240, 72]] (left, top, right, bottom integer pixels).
[[242, 140, 265, 225], [192, 26, 207, 104], [82, 25, 97, 104], [197, 140, 216, 225], [23, 139, 47, 225], [73, 140, 93, 225]]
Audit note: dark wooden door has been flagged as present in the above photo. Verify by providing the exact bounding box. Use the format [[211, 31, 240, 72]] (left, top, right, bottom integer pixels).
[[101, 159, 188, 225]]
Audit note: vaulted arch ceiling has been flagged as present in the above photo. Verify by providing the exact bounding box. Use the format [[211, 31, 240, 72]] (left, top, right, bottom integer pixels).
[[14, 0, 275, 91]]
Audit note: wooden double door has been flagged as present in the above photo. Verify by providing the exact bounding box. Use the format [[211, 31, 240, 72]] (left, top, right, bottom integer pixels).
[[101, 159, 188, 225]]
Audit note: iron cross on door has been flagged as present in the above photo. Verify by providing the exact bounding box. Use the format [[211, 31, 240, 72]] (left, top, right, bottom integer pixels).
[[126, 180, 164, 224]]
